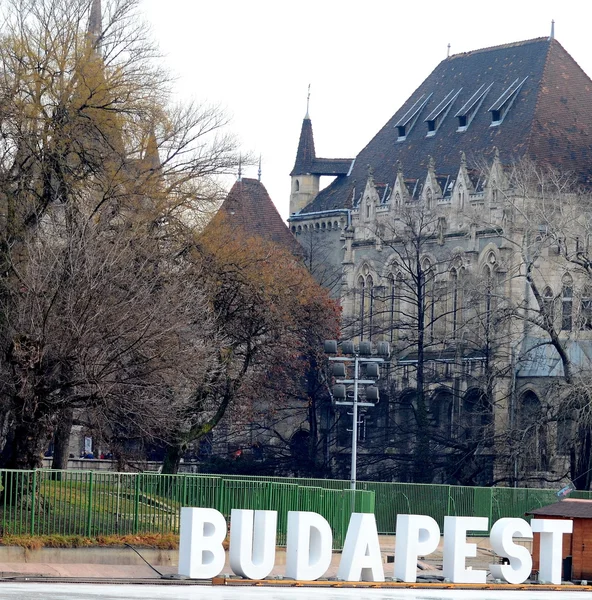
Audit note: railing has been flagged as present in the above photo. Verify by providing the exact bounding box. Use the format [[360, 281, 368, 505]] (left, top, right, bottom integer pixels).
[[1, 468, 584, 543], [0, 470, 374, 549], [194, 473, 590, 534]]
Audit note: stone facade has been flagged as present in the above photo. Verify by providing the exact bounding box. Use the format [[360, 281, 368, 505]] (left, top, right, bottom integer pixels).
[[288, 37, 592, 486]]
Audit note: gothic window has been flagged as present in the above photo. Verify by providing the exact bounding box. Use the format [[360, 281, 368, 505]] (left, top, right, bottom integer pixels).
[[367, 275, 375, 341], [580, 286, 592, 330], [395, 391, 416, 455], [388, 274, 396, 344], [423, 259, 435, 342], [294, 179, 300, 192], [562, 274, 573, 331], [395, 193, 401, 208], [557, 409, 574, 456], [462, 389, 491, 444], [358, 276, 366, 340], [542, 286, 554, 325], [366, 202, 371, 219], [426, 188, 433, 210], [519, 391, 548, 471], [458, 184, 465, 209], [431, 389, 454, 438], [450, 269, 459, 339], [483, 264, 494, 336], [357, 274, 375, 341]]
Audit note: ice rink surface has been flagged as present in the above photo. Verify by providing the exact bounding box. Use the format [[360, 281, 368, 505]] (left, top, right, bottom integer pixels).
[[0, 585, 591, 600]]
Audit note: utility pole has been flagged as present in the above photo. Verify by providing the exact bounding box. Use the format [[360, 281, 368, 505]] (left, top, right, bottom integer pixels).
[[324, 340, 389, 493]]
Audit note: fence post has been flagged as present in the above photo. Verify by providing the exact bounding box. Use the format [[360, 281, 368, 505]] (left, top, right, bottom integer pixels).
[[30, 470, 37, 536], [86, 471, 94, 537], [133, 474, 140, 534]]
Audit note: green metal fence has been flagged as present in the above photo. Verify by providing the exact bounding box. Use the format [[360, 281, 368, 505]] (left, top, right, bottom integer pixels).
[[0, 470, 374, 549], [1, 468, 587, 544], [200, 473, 592, 535]]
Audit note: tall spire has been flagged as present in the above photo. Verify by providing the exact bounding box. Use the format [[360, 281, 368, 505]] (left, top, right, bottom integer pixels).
[[144, 128, 161, 172], [549, 19, 555, 40], [238, 155, 242, 181], [88, 0, 102, 51], [305, 84, 311, 120], [258, 155, 262, 182]]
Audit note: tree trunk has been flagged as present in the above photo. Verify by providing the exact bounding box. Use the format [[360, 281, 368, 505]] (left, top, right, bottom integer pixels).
[[51, 407, 74, 477], [161, 443, 183, 475], [4, 418, 54, 470]]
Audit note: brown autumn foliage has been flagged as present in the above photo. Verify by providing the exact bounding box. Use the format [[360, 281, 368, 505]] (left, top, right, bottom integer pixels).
[[160, 215, 341, 473]]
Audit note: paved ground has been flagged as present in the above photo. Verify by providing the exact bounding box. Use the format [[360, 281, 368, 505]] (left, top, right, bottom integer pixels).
[[0, 584, 588, 600], [0, 535, 500, 581]]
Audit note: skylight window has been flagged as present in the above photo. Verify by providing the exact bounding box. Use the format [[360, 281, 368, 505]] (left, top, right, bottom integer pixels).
[[488, 77, 528, 126], [395, 93, 432, 141], [455, 83, 493, 131], [424, 89, 461, 137]]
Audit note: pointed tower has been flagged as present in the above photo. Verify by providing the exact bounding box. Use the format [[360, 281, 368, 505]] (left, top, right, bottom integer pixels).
[[144, 128, 161, 172], [88, 0, 102, 52], [290, 113, 319, 215]]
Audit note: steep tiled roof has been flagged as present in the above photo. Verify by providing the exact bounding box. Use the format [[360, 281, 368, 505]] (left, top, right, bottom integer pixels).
[[213, 178, 301, 254], [291, 117, 353, 177], [301, 38, 592, 214], [527, 499, 592, 518]]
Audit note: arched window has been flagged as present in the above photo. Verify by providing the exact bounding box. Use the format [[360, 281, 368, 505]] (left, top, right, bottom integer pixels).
[[423, 259, 435, 342], [388, 274, 396, 344], [358, 276, 366, 340], [426, 188, 433, 210], [462, 389, 491, 444], [520, 391, 548, 471], [491, 181, 498, 204], [542, 286, 554, 327], [294, 179, 300, 192], [562, 274, 573, 331], [557, 406, 574, 456], [395, 391, 416, 457], [450, 269, 459, 339], [395, 193, 401, 208], [483, 264, 494, 337], [580, 285, 592, 330], [431, 389, 454, 438], [458, 184, 465, 209], [367, 275, 375, 341]]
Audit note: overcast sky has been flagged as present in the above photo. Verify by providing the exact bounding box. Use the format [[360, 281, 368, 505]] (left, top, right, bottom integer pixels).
[[140, 0, 592, 221]]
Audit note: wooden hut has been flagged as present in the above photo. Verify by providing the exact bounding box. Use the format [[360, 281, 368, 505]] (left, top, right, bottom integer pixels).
[[527, 498, 592, 581]]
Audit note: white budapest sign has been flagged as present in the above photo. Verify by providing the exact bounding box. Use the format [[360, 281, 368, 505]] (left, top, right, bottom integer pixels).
[[178, 508, 573, 585]]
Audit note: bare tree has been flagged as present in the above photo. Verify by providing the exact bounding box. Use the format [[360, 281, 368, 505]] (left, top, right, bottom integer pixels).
[[0, 0, 240, 469]]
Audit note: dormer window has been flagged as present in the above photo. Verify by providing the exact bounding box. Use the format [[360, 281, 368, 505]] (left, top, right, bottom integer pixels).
[[489, 77, 528, 126], [395, 93, 432, 141], [455, 83, 493, 132], [424, 89, 461, 137]]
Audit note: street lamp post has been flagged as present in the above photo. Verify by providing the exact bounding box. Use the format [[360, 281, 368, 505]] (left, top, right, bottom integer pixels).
[[324, 340, 389, 493]]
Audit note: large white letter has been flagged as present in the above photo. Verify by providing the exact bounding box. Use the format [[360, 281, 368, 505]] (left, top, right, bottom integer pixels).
[[489, 518, 533, 584], [394, 514, 440, 582], [285, 511, 332, 580], [531, 518, 573, 584], [442, 516, 488, 583], [229, 509, 277, 580], [337, 513, 384, 582], [178, 507, 227, 579]]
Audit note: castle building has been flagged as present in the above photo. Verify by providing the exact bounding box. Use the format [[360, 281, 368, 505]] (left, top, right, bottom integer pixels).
[[288, 36, 592, 487]]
